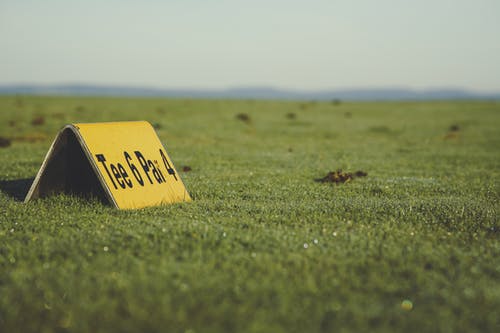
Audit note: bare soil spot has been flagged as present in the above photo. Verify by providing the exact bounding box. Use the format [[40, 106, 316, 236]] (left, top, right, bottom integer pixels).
[[0, 136, 12, 148], [31, 116, 45, 126], [444, 124, 461, 140], [315, 169, 368, 184], [354, 170, 367, 177], [236, 113, 251, 124], [182, 166, 192, 172]]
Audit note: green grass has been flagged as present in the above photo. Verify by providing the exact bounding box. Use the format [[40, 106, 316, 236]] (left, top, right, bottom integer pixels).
[[0, 96, 499, 332]]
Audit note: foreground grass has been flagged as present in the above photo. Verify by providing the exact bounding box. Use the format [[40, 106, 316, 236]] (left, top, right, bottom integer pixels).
[[0, 96, 499, 332]]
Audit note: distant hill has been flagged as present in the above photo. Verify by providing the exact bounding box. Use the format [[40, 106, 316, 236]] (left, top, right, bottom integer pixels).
[[0, 84, 498, 101]]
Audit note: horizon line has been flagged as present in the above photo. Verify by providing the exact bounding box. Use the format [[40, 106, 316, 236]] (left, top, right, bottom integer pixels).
[[0, 82, 500, 95]]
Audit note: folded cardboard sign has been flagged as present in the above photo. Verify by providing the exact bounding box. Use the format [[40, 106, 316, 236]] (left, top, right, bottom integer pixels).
[[25, 121, 191, 209]]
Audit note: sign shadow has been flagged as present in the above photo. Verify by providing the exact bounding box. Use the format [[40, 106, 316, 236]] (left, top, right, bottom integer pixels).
[[0, 178, 34, 201]]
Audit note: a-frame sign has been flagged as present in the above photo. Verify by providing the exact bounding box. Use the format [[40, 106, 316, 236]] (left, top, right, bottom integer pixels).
[[25, 121, 191, 209]]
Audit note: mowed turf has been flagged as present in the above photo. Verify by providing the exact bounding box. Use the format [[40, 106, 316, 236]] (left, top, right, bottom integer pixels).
[[0, 96, 499, 333]]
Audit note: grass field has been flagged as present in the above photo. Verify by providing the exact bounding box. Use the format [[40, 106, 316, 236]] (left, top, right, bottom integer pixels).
[[0, 96, 499, 332]]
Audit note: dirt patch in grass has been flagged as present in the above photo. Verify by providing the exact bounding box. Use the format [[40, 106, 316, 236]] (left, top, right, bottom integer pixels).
[[444, 124, 461, 140], [236, 113, 251, 124], [0, 133, 46, 147], [182, 166, 192, 172], [286, 112, 296, 120], [31, 116, 45, 126], [0, 136, 12, 148], [315, 169, 367, 184]]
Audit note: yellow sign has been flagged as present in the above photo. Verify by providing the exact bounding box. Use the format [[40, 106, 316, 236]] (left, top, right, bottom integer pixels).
[[25, 121, 191, 209]]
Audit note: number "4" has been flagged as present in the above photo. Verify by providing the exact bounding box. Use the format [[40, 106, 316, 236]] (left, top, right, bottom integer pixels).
[[159, 149, 178, 181]]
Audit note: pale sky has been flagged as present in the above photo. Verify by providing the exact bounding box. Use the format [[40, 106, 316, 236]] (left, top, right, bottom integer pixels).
[[1, 0, 500, 92]]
